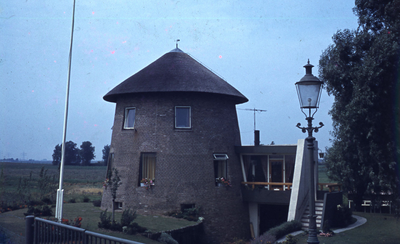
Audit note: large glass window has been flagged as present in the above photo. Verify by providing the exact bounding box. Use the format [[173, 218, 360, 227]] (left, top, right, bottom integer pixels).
[[140, 153, 156, 183], [175, 106, 191, 128], [124, 107, 136, 129]]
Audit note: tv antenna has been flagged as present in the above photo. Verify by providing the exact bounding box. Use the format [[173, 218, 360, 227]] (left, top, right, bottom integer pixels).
[[238, 108, 267, 131]]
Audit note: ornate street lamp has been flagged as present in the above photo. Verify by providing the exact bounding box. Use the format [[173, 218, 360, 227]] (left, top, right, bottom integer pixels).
[[295, 60, 324, 244]]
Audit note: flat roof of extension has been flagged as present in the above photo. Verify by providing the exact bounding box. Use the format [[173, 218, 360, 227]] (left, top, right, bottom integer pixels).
[[235, 144, 297, 154]]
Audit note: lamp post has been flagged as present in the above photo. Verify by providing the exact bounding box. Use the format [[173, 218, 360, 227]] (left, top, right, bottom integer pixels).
[[295, 60, 324, 244]]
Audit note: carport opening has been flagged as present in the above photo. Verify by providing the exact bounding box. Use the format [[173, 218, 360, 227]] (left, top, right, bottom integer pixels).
[[259, 204, 289, 234]]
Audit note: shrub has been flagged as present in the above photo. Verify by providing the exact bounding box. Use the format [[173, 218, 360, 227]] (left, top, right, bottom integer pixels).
[[282, 234, 298, 244], [68, 198, 76, 203], [83, 196, 90, 202], [28, 200, 43, 206], [121, 209, 137, 226], [158, 232, 178, 244], [250, 233, 276, 244], [24, 205, 53, 217], [41, 197, 52, 205], [183, 207, 200, 221], [110, 221, 122, 231], [92, 200, 101, 207], [168, 207, 200, 221], [265, 220, 302, 240], [333, 204, 352, 228], [72, 217, 83, 228], [123, 222, 147, 235], [41, 205, 53, 216], [223, 237, 248, 244], [98, 209, 111, 229]]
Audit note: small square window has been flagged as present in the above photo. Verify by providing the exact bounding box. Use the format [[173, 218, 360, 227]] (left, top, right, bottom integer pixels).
[[114, 202, 123, 210], [175, 106, 191, 128], [124, 107, 136, 129]]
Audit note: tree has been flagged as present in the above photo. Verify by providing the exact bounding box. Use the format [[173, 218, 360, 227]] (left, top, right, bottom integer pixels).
[[52, 144, 61, 165], [102, 145, 110, 166], [52, 141, 81, 165], [80, 141, 95, 166], [319, 0, 400, 210], [106, 168, 121, 223]]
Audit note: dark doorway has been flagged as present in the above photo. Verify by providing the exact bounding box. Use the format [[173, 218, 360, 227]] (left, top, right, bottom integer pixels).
[[259, 204, 289, 234], [270, 160, 283, 183]]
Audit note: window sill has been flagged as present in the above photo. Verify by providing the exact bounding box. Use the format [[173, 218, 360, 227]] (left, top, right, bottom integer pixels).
[[174, 128, 193, 132]]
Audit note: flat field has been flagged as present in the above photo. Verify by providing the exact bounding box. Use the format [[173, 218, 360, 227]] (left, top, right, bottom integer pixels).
[[0, 162, 105, 203]]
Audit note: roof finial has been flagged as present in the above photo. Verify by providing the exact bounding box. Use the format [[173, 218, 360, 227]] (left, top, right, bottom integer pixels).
[[176, 39, 180, 48], [307, 59, 310, 64]]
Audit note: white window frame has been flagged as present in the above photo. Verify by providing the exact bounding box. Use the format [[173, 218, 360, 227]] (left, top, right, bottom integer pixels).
[[175, 106, 191, 129], [124, 107, 136, 129], [213, 154, 229, 160]]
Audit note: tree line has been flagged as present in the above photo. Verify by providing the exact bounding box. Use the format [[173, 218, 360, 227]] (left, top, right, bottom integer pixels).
[[52, 141, 110, 166]]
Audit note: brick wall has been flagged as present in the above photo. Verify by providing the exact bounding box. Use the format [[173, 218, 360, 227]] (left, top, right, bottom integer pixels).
[[101, 92, 250, 243]]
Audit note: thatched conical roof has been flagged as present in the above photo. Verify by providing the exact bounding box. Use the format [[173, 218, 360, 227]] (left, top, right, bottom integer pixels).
[[103, 48, 248, 104]]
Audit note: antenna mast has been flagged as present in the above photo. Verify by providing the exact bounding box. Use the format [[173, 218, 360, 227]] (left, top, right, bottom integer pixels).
[[238, 108, 267, 131]]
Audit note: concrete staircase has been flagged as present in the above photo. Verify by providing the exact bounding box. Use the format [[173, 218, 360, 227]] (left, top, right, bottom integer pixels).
[[301, 200, 324, 230]]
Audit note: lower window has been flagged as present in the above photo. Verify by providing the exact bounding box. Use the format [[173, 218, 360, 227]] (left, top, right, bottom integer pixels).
[[214, 154, 228, 186], [139, 153, 156, 185]]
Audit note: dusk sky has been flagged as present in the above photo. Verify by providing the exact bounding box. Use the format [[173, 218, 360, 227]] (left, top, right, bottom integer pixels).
[[1, 1, 359, 161]]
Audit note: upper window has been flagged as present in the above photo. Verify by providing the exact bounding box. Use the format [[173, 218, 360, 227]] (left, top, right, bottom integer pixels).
[[124, 107, 136, 129], [175, 106, 191, 129]]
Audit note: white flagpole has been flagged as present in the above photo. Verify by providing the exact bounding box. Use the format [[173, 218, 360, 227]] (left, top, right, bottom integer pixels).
[[55, 0, 76, 222]]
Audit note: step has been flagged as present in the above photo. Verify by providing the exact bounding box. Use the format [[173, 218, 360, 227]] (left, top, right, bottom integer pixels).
[[301, 222, 321, 229], [301, 201, 325, 230]]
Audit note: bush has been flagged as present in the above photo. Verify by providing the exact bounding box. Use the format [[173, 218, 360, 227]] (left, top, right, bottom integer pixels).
[[83, 196, 90, 202], [68, 198, 76, 203], [167, 207, 200, 221], [92, 200, 101, 207], [110, 221, 122, 231], [158, 232, 178, 244], [28, 200, 44, 206], [123, 222, 147, 235], [264, 220, 302, 240], [282, 234, 298, 244], [333, 204, 352, 228], [250, 233, 276, 244], [41, 197, 52, 205], [121, 209, 137, 226], [24, 205, 53, 217], [98, 209, 111, 229]]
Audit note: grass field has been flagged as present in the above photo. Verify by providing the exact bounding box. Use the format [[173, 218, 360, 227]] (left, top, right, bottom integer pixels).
[[0, 162, 104, 204]]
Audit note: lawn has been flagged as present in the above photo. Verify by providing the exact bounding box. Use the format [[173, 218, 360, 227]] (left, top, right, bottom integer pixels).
[[294, 212, 400, 244], [0, 202, 199, 244], [0, 162, 198, 244]]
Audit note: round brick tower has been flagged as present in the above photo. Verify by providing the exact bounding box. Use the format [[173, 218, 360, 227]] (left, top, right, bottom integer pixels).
[[101, 48, 249, 243]]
